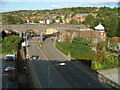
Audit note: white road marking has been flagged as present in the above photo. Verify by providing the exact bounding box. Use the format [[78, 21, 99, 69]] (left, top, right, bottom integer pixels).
[[88, 82, 91, 86]]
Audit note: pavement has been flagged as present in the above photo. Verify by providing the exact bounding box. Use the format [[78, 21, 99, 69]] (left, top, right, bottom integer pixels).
[[97, 68, 120, 85]]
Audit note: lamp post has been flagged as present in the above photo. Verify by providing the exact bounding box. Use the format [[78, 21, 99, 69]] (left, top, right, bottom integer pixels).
[[48, 63, 66, 88]]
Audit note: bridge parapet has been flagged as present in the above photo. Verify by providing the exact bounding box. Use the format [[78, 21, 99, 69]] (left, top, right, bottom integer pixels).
[[74, 60, 120, 89], [21, 42, 42, 88]]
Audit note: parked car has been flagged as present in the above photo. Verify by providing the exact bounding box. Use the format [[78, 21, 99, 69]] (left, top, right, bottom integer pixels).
[[4, 67, 16, 72], [6, 54, 16, 57], [6, 57, 16, 61], [31, 55, 39, 60]]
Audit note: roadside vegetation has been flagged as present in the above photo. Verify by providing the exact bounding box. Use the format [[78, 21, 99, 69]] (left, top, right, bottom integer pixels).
[[55, 36, 119, 70], [38, 41, 43, 45], [2, 35, 22, 54]]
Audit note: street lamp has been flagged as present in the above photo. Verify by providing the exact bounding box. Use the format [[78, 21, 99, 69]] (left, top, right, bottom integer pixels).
[[48, 62, 66, 88]]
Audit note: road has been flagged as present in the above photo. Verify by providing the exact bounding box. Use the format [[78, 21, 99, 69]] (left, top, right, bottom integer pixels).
[[42, 38, 109, 88], [2, 55, 18, 89], [25, 37, 110, 88], [26, 38, 71, 88]]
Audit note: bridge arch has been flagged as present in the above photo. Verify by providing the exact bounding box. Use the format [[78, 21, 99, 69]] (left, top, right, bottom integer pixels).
[[42, 28, 60, 41]]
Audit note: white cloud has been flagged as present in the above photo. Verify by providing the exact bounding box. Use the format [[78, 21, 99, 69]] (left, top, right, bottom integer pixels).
[[50, 0, 118, 8], [50, 5, 63, 8], [1, 0, 119, 2], [0, 8, 29, 12], [92, 0, 118, 2], [51, 3, 81, 8], [0, 0, 76, 2]]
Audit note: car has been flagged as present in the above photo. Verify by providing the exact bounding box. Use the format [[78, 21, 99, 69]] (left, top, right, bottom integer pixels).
[[4, 67, 16, 72], [6, 54, 16, 57], [6, 57, 16, 61], [31, 55, 39, 60]]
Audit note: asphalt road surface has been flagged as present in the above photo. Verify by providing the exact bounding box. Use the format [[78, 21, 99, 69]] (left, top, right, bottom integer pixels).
[[2, 55, 18, 89], [42, 38, 109, 88], [25, 37, 110, 88], [26, 38, 71, 88]]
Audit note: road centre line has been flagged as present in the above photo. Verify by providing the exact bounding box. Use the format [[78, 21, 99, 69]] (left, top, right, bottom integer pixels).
[[35, 38, 78, 88]]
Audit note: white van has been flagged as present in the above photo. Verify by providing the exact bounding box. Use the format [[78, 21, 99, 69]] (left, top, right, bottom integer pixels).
[[6, 54, 16, 57], [6, 54, 16, 61]]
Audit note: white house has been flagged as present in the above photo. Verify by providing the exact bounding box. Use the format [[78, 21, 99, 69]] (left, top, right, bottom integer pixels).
[[39, 20, 45, 24], [46, 19, 50, 24]]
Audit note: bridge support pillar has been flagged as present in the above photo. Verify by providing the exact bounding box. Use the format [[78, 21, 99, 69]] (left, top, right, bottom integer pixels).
[[40, 32, 43, 42]]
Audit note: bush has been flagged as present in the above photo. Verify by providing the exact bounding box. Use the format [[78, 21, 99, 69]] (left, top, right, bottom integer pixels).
[[2, 35, 22, 53]]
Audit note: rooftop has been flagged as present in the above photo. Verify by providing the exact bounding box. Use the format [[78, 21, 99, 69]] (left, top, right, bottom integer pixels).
[[95, 23, 105, 30]]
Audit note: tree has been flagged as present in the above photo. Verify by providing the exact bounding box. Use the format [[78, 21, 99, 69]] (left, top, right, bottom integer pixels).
[[96, 7, 119, 37], [102, 13, 118, 37], [106, 38, 118, 50], [92, 18, 102, 29], [70, 36, 95, 60], [117, 17, 120, 37], [34, 18, 40, 23], [60, 19, 63, 23], [14, 16, 23, 24], [51, 19, 55, 24], [2, 15, 23, 24], [2, 35, 22, 53], [83, 14, 95, 26], [71, 13, 76, 17], [70, 19, 78, 24], [23, 20, 27, 24], [2, 15, 15, 24], [97, 41, 107, 51]]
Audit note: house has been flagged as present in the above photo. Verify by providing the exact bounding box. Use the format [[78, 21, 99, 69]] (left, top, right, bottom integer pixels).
[[65, 18, 72, 23], [55, 19, 60, 23], [94, 23, 106, 42], [76, 14, 89, 17], [58, 32, 67, 42], [39, 20, 45, 24], [75, 13, 89, 22], [46, 19, 50, 24], [57, 23, 106, 51]]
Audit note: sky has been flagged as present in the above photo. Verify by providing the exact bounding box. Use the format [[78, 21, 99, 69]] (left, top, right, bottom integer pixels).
[[0, 0, 119, 12]]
